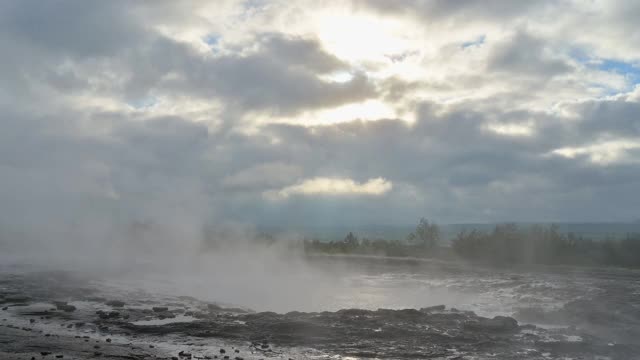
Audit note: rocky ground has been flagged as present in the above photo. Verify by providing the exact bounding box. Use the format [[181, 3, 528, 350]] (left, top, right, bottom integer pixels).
[[1, 269, 639, 359]]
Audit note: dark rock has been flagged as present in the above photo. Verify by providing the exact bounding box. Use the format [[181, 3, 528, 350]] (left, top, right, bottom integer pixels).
[[56, 304, 76, 312], [420, 305, 446, 312], [466, 316, 519, 332], [153, 306, 169, 312], [4, 295, 30, 303], [105, 300, 125, 307], [97, 310, 120, 319]]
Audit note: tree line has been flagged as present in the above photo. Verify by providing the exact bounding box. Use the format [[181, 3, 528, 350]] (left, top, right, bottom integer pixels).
[[303, 219, 640, 268]]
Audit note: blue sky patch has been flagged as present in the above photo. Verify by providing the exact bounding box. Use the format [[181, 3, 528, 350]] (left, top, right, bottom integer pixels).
[[128, 96, 157, 110], [203, 34, 220, 46], [461, 35, 486, 49], [597, 59, 640, 79], [571, 49, 640, 94], [243, 0, 267, 10]]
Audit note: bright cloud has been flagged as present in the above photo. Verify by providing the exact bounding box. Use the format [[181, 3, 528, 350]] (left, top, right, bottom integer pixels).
[[484, 122, 536, 137], [550, 140, 640, 165], [265, 177, 393, 199]]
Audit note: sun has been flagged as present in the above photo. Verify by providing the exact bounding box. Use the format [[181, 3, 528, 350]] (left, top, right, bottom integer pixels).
[[312, 11, 412, 64]]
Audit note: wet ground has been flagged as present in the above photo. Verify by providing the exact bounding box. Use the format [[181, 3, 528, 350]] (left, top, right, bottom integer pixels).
[[1, 255, 639, 359]]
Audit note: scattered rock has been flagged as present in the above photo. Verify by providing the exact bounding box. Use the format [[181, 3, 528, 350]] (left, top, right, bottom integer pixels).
[[153, 306, 169, 312]]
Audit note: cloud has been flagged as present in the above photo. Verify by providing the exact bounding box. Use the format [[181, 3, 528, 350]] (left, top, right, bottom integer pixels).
[[223, 162, 303, 190], [486, 31, 572, 77], [549, 139, 640, 165], [0, 0, 147, 58], [355, 0, 548, 25], [265, 177, 393, 199], [0, 0, 640, 243], [484, 121, 535, 137]]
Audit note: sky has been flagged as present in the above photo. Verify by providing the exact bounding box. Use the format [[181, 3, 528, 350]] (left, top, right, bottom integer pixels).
[[1, 0, 640, 245]]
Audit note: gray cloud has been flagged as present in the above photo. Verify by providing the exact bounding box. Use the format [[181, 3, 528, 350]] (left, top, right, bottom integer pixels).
[[487, 32, 572, 77], [0, 1, 146, 58], [354, 0, 548, 23]]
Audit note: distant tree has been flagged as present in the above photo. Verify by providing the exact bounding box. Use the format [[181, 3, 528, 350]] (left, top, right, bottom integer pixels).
[[343, 232, 358, 246], [408, 218, 440, 249], [452, 229, 486, 259], [361, 237, 371, 247]]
